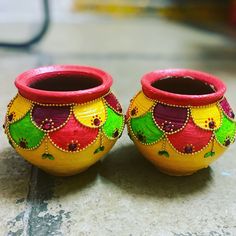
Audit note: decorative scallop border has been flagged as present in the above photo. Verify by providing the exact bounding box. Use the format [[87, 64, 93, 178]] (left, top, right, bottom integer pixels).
[[127, 114, 165, 146], [127, 92, 230, 155], [214, 113, 236, 148], [151, 103, 190, 135], [128, 91, 155, 120], [30, 105, 73, 133], [103, 92, 123, 115], [4, 90, 123, 154], [47, 126, 100, 153], [6, 94, 33, 124], [102, 110, 125, 141], [190, 102, 223, 131], [218, 97, 236, 122], [72, 97, 108, 129], [165, 132, 215, 156], [5, 119, 46, 151]]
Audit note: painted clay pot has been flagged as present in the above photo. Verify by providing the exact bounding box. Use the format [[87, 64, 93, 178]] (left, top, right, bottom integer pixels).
[[127, 69, 236, 176], [3, 65, 125, 176]]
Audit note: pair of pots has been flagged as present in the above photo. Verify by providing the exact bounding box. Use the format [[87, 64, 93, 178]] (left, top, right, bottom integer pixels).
[[3, 65, 236, 176]]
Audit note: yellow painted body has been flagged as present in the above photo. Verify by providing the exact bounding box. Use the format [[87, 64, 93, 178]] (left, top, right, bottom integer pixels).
[[127, 91, 231, 176], [5, 93, 124, 176], [14, 135, 115, 176], [132, 137, 226, 176]]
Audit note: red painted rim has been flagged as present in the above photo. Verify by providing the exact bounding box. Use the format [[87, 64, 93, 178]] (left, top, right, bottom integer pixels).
[[141, 69, 226, 106], [15, 65, 113, 104]]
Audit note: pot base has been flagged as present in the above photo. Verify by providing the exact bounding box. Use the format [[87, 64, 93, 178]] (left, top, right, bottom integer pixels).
[[41, 167, 89, 177], [157, 167, 198, 177]]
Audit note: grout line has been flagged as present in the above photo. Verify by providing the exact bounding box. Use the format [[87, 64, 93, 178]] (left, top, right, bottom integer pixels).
[[22, 167, 39, 236]]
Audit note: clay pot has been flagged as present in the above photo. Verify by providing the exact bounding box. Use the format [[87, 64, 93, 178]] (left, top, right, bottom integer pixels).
[[127, 69, 236, 176], [4, 65, 125, 176]]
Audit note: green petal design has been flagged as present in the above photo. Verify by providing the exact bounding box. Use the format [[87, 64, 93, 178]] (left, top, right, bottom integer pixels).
[[103, 106, 124, 139], [215, 114, 236, 146], [130, 112, 164, 144], [9, 112, 45, 149]]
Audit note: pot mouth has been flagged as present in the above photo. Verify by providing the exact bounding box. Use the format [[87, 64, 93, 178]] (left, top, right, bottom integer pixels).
[[141, 69, 226, 106], [15, 65, 113, 104]]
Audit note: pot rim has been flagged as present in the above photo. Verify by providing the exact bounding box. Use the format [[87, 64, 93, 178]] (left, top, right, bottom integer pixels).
[[15, 65, 113, 104], [141, 68, 226, 106]]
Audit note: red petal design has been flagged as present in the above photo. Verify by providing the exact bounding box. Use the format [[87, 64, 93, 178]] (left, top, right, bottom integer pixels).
[[32, 105, 70, 131], [153, 103, 188, 133], [104, 93, 122, 113], [167, 118, 212, 153], [49, 114, 99, 151], [220, 98, 235, 119]]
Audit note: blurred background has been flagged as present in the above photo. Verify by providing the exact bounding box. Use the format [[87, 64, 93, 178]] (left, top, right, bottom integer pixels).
[[1, 0, 236, 49], [1, 0, 236, 103], [1, 1, 236, 235]]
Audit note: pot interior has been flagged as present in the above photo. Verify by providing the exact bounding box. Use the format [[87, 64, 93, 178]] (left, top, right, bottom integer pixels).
[[29, 74, 102, 91], [151, 76, 215, 95]]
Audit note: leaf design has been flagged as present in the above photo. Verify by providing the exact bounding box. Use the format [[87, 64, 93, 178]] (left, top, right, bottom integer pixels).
[[42, 153, 55, 160], [94, 146, 105, 154], [204, 151, 215, 158], [158, 150, 170, 158]]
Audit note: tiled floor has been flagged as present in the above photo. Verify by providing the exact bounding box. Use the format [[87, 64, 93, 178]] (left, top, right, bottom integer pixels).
[[0, 3, 236, 235]]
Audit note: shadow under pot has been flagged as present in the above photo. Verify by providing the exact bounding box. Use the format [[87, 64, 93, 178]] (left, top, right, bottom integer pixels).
[[4, 65, 125, 176], [127, 69, 236, 176]]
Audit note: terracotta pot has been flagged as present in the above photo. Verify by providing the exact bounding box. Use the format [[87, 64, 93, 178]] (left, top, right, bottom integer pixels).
[[4, 65, 125, 176], [127, 69, 236, 176]]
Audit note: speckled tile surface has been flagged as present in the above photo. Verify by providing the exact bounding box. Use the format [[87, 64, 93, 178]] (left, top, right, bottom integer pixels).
[[0, 8, 236, 236]]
